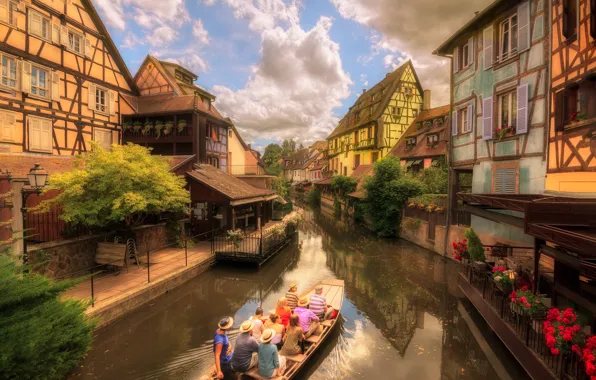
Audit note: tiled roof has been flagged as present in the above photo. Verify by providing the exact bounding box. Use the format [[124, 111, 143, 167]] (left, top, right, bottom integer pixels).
[[310, 140, 328, 152], [389, 105, 450, 160], [0, 154, 76, 179], [350, 165, 374, 182], [328, 61, 414, 139], [186, 164, 275, 202], [166, 155, 196, 172], [282, 149, 312, 170], [311, 159, 328, 171], [136, 93, 227, 122]]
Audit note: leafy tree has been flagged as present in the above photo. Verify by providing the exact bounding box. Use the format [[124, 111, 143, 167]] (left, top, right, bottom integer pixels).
[[363, 157, 424, 236], [465, 228, 486, 261], [271, 177, 290, 200], [281, 139, 297, 157], [330, 175, 357, 199], [262, 143, 283, 168], [418, 165, 448, 194], [298, 143, 304, 150], [305, 188, 321, 208], [0, 253, 94, 380], [36, 143, 189, 228]]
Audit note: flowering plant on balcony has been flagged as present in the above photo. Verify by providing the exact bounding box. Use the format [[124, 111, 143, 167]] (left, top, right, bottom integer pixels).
[[451, 239, 469, 262], [226, 229, 245, 248], [543, 308, 584, 356], [509, 286, 546, 316], [495, 125, 514, 141], [582, 336, 596, 380], [492, 265, 514, 284]]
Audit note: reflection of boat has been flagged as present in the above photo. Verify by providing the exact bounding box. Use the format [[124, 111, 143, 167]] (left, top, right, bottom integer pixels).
[[203, 279, 345, 380]]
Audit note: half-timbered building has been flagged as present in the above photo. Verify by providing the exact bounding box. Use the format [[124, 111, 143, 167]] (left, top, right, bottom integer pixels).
[[326, 61, 424, 177]]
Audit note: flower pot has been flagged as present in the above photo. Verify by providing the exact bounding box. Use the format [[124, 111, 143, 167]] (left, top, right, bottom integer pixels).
[[473, 261, 488, 271], [496, 281, 512, 293]]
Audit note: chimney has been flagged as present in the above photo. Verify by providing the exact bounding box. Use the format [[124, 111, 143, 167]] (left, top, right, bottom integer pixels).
[[423, 89, 431, 110], [362, 88, 367, 94], [248, 143, 251, 150]]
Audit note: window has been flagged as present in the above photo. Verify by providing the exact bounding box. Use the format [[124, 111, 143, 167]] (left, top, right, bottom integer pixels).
[[68, 29, 83, 54], [0, 0, 18, 27], [459, 40, 470, 69], [498, 90, 518, 130], [493, 166, 518, 194], [371, 152, 379, 163], [406, 137, 416, 147], [426, 133, 439, 145], [499, 14, 518, 61], [193, 202, 208, 220], [413, 109, 418, 118], [459, 107, 469, 134], [354, 130, 359, 144], [93, 128, 112, 151], [1, 53, 17, 89], [0, 111, 15, 142], [556, 79, 596, 128], [31, 65, 49, 98], [392, 107, 401, 116], [94, 86, 107, 113], [29, 10, 51, 41], [359, 128, 368, 142], [563, 0, 578, 40], [343, 166, 347, 176], [354, 154, 360, 168], [209, 156, 219, 168], [28, 116, 52, 153]]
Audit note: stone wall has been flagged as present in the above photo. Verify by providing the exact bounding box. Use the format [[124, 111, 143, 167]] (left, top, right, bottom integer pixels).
[[29, 223, 172, 279]]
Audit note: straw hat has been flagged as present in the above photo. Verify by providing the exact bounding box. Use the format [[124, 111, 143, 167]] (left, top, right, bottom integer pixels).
[[297, 297, 309, 307], [218, 316, 234, 330], [260, 329, 275, 343], [288, 284, 297, 291], [239, 320, 254, 333]]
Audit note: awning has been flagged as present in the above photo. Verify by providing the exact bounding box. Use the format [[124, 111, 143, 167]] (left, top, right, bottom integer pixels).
[[412, 160, 423, 165], [230, 193, 279, 206], [404, 161, 414, 168], [274, 196, 288, 205]]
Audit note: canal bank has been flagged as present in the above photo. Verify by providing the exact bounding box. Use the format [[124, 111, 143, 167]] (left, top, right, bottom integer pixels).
[[71, 207, 529, 380]]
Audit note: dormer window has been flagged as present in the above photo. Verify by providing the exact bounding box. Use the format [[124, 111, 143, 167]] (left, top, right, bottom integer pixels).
[[406, 137, 416, 147], [426, 133, 439, 146]]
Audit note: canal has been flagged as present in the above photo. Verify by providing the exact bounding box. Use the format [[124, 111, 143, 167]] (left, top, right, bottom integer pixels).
[[73, 208, 529, 380]]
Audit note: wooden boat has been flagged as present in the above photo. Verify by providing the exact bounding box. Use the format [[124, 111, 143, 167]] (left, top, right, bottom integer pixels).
[[201, 279, 344, 380]]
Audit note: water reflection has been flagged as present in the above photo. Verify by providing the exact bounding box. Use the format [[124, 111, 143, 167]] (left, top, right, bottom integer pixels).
[[72, 208, 527, 380]]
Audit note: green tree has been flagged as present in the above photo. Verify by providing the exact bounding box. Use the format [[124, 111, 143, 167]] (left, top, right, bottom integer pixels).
[[305, 188, 321, 208], [330, 175, 357, 199], [281, 139, 297, 157], [465, 228, 486, 262], [262, 143, 283, 167], [363, 157, 424, 236], [418, 165, 448, 194], [0, 253, 94, 380], [36, 143, 189, 228], [271, 177, 290, 200]]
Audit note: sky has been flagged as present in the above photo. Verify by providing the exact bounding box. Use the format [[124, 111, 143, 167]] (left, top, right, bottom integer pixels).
[[95, 0, 493, 152]]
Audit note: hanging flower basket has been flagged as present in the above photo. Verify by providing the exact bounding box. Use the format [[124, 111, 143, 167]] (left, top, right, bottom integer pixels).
[[133, 121, 143, 132], [142, 121, 153, 135], [509, 287, 547, 318], [226, 229, 245, 248], [177, 120, 187, 132], [123, 121, 131, 130], [154, 121, 164, 138]]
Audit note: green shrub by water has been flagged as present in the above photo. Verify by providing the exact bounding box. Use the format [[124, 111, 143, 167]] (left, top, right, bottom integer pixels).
[[465, 228, 486, 262]]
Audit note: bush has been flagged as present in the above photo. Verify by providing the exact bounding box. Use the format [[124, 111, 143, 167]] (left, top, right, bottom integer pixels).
[[305, 188, 321, 208], [0, 255, 95, 380], [271, 177, 290, 200], [363, 157, 424, 236], [330, 176, 357, 199], [417, 165, 448, 194], [465, 228, 486, 261]]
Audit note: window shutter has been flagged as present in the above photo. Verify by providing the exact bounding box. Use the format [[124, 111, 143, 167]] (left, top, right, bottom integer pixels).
[[15, 59, 21, 91], [483, 26, 494, 70], [109, 90, 116, 115], [494, 167, 517, 194], [29, 10, 40, 36], [3, 112, 14, 141], [517, 2, 531, 53], [452, 109, 458, 136], [51, 71, 60, 101], [467, 103, 474, 133], [0, 0, 9, 23], [468, 36, 474, 66], [21, 61, 31, 93], [17, 0, 25, 12], [591, 0, 596, 40], [52, 22, 60, 44], [554, 90, 566, 131], [60, 25, 68, 46], [29, 118, 40, 151], [0, 113, 6, 141], [453, 46, 459, 73], [516, 83, 529, 134], [88, 83, 96, 110], [40, 119, 52, 152], [482, 96, 493, 140], [84, 36, 92, 58]]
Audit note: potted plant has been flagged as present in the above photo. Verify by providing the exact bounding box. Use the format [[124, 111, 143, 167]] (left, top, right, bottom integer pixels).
[[492, 265, 514, 292], [123, 121, 131, 131], [509, 287, 547, 318], [163, 121, 173, 135], [142, 121, 153, 135], [581, 336, 596, 379], [495, 125, 514, 141], [226, 229, 245, 248], [451, 238, 470, 263], [466, 228, 487, 270], [133, 120, 143, 132], [543, 308, 584, 356], [154, 120, 164, 138], [177, 119, 187, 132]]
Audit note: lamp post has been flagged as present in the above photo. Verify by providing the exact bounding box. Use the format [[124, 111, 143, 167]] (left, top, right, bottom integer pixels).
[[21, 163, 48, 265]]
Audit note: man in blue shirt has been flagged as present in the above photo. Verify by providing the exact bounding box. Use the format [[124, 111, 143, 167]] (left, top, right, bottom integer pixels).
[[231, 320, 260, 373]]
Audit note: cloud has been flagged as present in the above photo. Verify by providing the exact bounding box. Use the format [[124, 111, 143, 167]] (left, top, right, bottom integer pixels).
[[330, 0, 493, 107], [192, 19, 210, 45], [202, 0, 216, 5], [94, 0, 126, 30], [219, 0, 301, 32], [148, 26, 179, 47], [120, 32, 145, 49], [212, 16, 352, 144], [359, 73, 368, 87]]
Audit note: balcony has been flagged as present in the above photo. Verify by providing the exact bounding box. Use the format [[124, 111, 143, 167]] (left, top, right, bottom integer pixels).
[[459, 265, 589, 380], [354, 138, 375, 150], [123, 125, 193, 143], [229, 165, 267, 176]]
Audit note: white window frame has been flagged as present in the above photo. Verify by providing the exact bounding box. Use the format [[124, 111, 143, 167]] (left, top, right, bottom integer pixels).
[[461, 41, 470, 68], [459, 106, 469, 134], [27, 115, 52, 153], [93, 127, 112, 151], [29, 9, 51, 41], [94, 85, 108, 114], [0, 52, 18, 90], [498, 13, 518, 62], [0, 110, 16, 142], [67, 28, 83, 55], [498, 90, 518, 130], [30, 63, 50, 99], [0, 0, 19, 28]]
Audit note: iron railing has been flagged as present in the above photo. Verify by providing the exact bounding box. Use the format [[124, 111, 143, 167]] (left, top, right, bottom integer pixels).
[[213, 226, 296, 263], [354, 138, 374, 149]]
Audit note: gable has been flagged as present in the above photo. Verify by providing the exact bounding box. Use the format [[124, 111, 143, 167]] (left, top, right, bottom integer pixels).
[[136, 59, 176, 95]]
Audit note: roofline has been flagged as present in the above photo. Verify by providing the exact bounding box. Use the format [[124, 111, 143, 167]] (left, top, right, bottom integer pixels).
[[185, 168, 275, 201], [168, 155, 197, 173], [160, 60, 199, 80]]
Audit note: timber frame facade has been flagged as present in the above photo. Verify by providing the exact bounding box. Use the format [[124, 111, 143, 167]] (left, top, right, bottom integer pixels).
[[546, 0, 596, 194], [0, 0, 137, 156], [326, 61, 424, 177]]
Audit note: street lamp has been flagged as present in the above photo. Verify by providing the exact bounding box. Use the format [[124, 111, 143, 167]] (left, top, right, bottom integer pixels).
[[21, 163, 47, 265]]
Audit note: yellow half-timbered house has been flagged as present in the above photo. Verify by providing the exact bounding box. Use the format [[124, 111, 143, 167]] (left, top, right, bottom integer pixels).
[[326, 61, 424, 177], [0, 0, 136, 156]]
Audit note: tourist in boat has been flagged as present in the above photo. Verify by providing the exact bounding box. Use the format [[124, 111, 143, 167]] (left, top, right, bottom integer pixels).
[[309, 285, 334, 320], [264, 314, 285, 349], [275, 297, 292, 327], [230, 320, 260, 373], [285, 284, 299, 311], [280, 314, 304, 357], [213, 316, 234, 379], [258, 329, 287, 378], [293, 297, 321, 338], [249, 307, 265, 339]]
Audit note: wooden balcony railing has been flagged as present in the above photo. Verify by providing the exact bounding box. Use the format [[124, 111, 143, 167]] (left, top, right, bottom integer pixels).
[[123, 126, 192, 140], [354, 138, 374, 150]]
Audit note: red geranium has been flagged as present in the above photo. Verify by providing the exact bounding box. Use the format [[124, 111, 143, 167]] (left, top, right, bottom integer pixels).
[[451, 239, 469, 262], [543, 308, 584, 356], [509, 287, 546, 316], [581, 336, 596, 380]]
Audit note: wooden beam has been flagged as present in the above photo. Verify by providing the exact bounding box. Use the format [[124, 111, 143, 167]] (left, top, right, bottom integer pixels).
[[461, 204, 525, 229]]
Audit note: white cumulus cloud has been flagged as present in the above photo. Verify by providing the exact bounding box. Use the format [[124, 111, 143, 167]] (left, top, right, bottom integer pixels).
[[192, 19, 210, 45]]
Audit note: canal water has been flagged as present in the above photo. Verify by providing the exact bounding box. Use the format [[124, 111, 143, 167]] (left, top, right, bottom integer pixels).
[[72, 208, 529, 380]]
